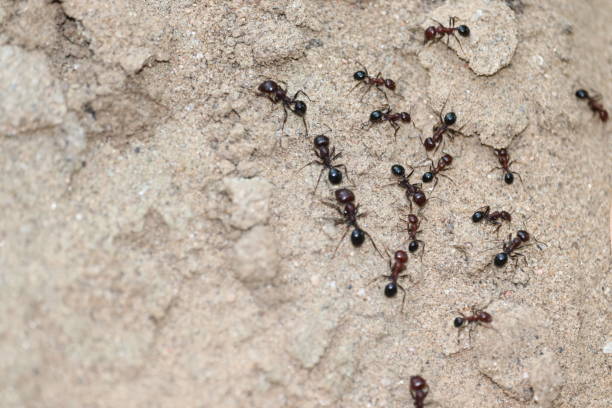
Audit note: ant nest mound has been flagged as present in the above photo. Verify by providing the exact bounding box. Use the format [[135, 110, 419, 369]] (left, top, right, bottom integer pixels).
[[425, 0, 519, 76]]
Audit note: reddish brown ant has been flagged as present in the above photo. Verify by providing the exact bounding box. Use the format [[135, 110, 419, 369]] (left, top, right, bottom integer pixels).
[[472, 206, 512, 234], [388, 164, 428, 209], [365, 105, 412, 139], [453, 305, 494, 346], [493, 230, 531, 267], [409, 375, 430, 408], [422, 96, 467, 151], [399, 213, 425, 258], [421, 153, 454, 188], [424, 16, 470, 52], [575, 89, 608, 122], [299, 130, 350, 193], [257, 79, 309, 135], [371, 250, 411, 311], [322, 188, 383, 258], [349, 62, 396, 102], [492, 147, 522, 185]]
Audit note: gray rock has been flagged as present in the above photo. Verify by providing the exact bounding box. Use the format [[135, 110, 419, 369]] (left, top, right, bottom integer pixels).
[[0, 46, 66, 135]]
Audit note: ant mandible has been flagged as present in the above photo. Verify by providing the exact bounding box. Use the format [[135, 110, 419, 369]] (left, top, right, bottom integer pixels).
[[322, 188, 383, 258], [424, 16, 470, 52], [492, 148, 522, 185], [371, 250, 411, 311], [421, 153, 454, 188], [575, 89, 609, 122], [366, 105, 412, 139], [409, 375, 430, 408], [349, 62, 396, 102], [399, 213, 425, 257], [472, 205, 512, 234], [389, 164, 428, 209], [257, 79, 309, 135], [299, 131, 350, 193], [493, 230, 531, 267]]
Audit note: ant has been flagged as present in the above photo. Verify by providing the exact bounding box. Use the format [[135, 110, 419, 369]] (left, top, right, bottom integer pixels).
[[493, 230, 531, 267], [322, 188, 382, 257], [492, 148, 522, 185], [399, 213, 425, 257], [575, 89, 608, 122], [422, 96, 467, 151], [299, 132, 349, 193], [409, 375, 430, 408], [366, 105, 412, 139], [421, 153, 454, 188], [424, 16, 470, 52], [389, 164, 427, 209], [472, 206, 512, 233], [453, 306, 493, 346], [257, 79, 309, 135], [349, 63, 396, 102], [371, 250, 411, 311]]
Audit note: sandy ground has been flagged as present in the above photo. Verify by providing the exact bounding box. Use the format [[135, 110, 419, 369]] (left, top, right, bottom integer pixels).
[[0, 0, 611, 407]]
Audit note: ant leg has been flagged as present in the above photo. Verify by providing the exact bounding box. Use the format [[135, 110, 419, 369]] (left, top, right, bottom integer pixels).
[[334, 164, 353, 186], [397, 283, 407, 312], [332, 227, 350, 259], [512, 171, 525, 186], [364, 230, 384, 258], [312, 167, 326, 195], [367, 274, 391, 287], [347, 81, 364, 96], [280, 105, 289, 134], [301, 115, 309, 136], [438, 173, 456, 185], [295, 159, 320, 174], [320, 200, 344, 217], [450, 33, 465, 53], [359, 82, 375, 102], [293, 90, 312, 101], [391, 122, 400, 140], [372, 85, 389, 103]]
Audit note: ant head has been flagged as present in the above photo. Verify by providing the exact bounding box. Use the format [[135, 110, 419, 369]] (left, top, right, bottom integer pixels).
[[423, 137, 436, 151], [335, 188, 355, 203], [328, 168, 342, 185], [413, 191, 427, 207], [400, 112, 411, 122], [353, 70, 367, 81], [408, 240, 419, 253], [504, 172, 514, 184], [422, 171, 434, 183], [384, 282, 398, 298], [575, 89, 589, 99], [350, 228, 365, 246], [424, 26, 437, 42], [313, 134, 330, 148], [394, 250, 408, 263], [441, 153, 453, 165], [391, 164, 406, 177], [410, 375, 428, 391], [494, 252, 508, 267], [477, 310, 493, 323], [258, 80, 277, 94], [453, 316, 465, 328], [517, 230, 530, 242], [443, 112, 457, 126], [370, 110, 383, 122], [384, 79, 396, 90], [457, 24, 470, 37], [501, 211, 512, 221], [600, 110, 609, 122], [472, 211, 485, 223], [293, 101, 307, 116], [407, 214, 418, 224]]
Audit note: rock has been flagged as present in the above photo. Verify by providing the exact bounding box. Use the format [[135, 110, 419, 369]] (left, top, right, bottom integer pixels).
[[528, 351, 564, 408], [0, 46, 66, 135], [223, 177, 274, 230], [232, 225, 280, 283], [426, 0, 518, 76]]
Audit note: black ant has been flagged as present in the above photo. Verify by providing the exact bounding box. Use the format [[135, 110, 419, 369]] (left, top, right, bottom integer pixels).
[[389, 164, 427, 209], [493, 230, 531, 267], [399, 213, 425, 257], [492, 148, 522, 185], [372, 250, 411, 311], [453, 306, 494, 346], [366, 105, 412, 139], [257, 79, 309, 135], [421, 153, 454, 188], [472, 206, 512, 233], [349, 63, 396, 101], [409, 375, 430, 408], [322, 188, 382, 257], [299, 132, 349, 193], [424, 16, 470, 52], [575, 89, 609, 122]]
